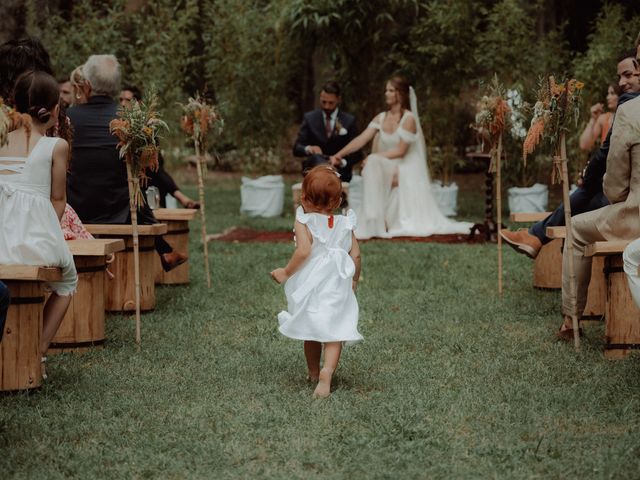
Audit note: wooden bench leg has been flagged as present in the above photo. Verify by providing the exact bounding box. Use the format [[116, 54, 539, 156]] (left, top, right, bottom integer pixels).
[[582, 256, 606, 321], [49, 256, 106, 353], [0, 281, 44, 391], [533, 238, 562, 290], [604, 255, 640, 359], [106, 236, 156, 312]]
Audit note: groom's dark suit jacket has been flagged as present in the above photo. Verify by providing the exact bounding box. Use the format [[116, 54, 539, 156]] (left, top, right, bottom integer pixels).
[[293, 109, 362, 182], [66, 95, 161, 228]]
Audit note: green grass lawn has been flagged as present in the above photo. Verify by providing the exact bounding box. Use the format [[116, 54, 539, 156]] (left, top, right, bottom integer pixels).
[[2, 174, 640, 478]]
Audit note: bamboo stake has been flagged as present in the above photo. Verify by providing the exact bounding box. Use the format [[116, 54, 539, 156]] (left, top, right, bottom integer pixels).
[[126, 161, 142, 345], [194, 137, 211, 288], [559, 134, 580, 350], [496, 134, 503, 295]]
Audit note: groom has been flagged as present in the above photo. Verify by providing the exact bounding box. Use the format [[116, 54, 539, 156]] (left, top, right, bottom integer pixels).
[[293, 81, 362, 182]]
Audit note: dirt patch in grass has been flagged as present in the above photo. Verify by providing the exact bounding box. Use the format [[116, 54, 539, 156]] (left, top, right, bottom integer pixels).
[[208, 227, 487, 244]]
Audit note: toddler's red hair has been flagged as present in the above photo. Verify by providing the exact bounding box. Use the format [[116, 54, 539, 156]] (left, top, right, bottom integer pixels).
[[301, 165, 342, 211]]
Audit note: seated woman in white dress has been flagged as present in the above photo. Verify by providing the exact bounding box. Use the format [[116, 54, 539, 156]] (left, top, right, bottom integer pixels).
[[330, 76, 472, 239], [0, 71, 77, 355]]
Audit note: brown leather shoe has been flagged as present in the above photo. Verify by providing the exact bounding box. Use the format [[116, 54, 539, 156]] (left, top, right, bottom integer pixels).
[[500, 228, 542, 259], [160, 251, 188, 272]]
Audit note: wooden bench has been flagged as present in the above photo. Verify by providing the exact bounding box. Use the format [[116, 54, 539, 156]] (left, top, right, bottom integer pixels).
[[585, 240, 638, 358], [292, 182, 350, 212], [0, 265, 61, 391], [547, 226, 606, 320], [48, 239, 125, 353], [84, 224, 167, 312], [152, 208, 197, 285], [509, 212, 560, 289]]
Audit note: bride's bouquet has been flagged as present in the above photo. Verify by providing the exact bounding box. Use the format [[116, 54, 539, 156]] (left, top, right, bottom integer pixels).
[[522, 76, 584, 176], [110, 91, 168, 207]]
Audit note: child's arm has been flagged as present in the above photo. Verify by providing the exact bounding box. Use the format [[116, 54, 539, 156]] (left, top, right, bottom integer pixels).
[[270, 220, 313, 284], [50, 139, 69, 221], [349, 233, 361, 291]]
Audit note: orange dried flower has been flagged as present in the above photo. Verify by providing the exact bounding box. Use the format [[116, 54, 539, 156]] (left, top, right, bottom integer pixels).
[[522, 118, 545, 163]]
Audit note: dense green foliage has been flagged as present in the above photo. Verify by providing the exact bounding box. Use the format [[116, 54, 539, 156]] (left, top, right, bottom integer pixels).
[[1, 177, 640, 478], [22, 0, 640, 181]]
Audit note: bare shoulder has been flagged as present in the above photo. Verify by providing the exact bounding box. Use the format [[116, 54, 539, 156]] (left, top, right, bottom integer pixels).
[[53, 137, 69, 152], [52, 138, 69, 162]]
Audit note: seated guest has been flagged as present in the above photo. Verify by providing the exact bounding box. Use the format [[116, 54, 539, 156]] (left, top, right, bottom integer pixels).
[[578, 82, 620, 152], [69, 66, 90, 106], [558, 63, 640, 340], [0, 36, 53, 101], [0, 282, 9, 343], [293, 81, 362, 182], [66, 54, 186, 271], [501, 51, 640, 258], [58, 77, 73, 109], [0, 71, 78, 354], [120, 85, 199, 209]]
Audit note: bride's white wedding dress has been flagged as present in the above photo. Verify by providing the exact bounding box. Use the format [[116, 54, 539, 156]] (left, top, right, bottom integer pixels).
[[355, 110, 473, 239]]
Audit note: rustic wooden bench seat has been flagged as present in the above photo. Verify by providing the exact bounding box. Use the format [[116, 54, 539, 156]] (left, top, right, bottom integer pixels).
[[585, 239, 637, 358], [84, 224, 167, 312], [49, 239, 125, 353], [0, 265, 61, 391]]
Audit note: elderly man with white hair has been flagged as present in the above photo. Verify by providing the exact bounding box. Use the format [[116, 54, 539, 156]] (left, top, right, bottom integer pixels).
[[66, 54, 187, 271]]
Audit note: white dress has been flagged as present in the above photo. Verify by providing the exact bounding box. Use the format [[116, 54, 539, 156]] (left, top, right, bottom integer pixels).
[[278, 207, 363, 345], [0, 136, 77, 295], [355, 111, 473, 239]]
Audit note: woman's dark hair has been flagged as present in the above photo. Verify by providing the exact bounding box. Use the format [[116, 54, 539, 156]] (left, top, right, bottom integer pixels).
[[0, 36, 53, 102], [122, 84, 142, 101], [388, 76, 410, 111], [608, 82, 622, 97], [13, 70, 60, 124]]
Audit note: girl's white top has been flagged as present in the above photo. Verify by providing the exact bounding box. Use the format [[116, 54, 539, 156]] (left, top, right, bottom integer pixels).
[[277, 206, 362, 344], [0, 136, 77, 295]]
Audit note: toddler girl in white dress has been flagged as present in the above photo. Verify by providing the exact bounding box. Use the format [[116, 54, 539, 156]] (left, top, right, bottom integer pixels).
[[271, 166, 363, 398]]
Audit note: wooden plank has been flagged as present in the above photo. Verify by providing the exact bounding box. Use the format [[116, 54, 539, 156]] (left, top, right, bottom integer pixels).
[[84, 223, 167, 236], [153, 208, 198, 221], [67, 239, 126, 256], [0, 265, 61, 281], [585, 240, 632, 257], [510, 212, 551, 222], [546, 226, 566, 239]]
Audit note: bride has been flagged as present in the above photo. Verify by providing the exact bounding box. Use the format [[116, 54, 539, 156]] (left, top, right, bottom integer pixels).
[[330, 76, 472, 239]]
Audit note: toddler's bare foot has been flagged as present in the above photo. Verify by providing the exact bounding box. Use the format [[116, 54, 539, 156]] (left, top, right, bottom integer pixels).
[[313, 368, 333, 398]]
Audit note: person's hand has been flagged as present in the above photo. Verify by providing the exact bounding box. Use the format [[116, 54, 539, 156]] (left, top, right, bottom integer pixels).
[[307, 145, 323, 155], [352, 279, 358, 292], [270, 268, 288, 284], [329, 155, 342, 168], [590, 103, 604, 120]]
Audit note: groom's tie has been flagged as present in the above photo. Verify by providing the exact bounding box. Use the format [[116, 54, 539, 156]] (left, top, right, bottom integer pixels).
[[325, 113, 332, 139]]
